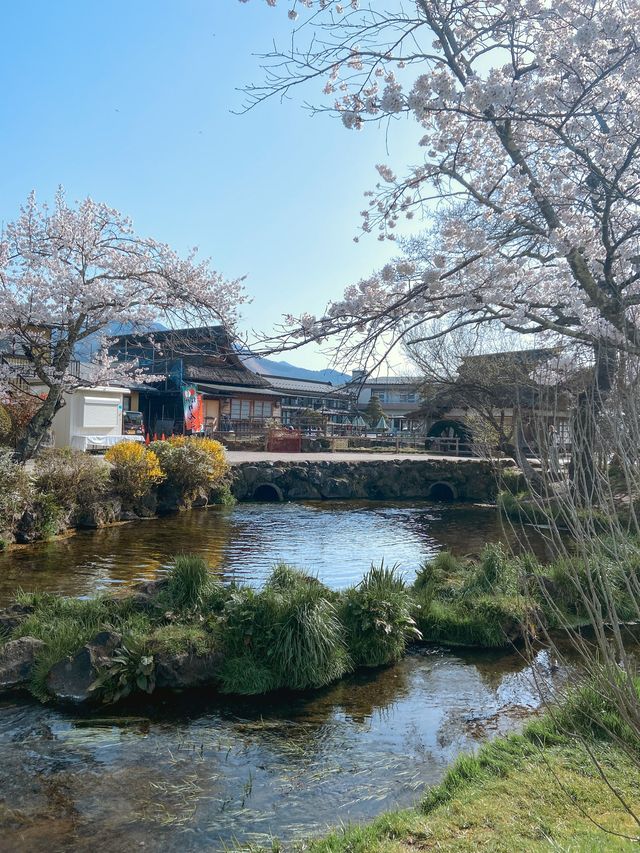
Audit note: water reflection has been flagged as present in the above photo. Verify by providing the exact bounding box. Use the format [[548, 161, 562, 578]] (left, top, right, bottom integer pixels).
[[0, 646, 562, 852], [0, 502, 545, 605]]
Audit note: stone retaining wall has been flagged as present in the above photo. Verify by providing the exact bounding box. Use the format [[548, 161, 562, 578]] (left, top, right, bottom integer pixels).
[[231, 459, 499, 503]]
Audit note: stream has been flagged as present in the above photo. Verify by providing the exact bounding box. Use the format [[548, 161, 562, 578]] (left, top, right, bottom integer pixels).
[[0, 501, 557, 851]]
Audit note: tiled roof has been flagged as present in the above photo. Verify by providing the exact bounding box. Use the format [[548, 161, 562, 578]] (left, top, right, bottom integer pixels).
[[263, 375, 352, 396], [344, 375, 421, 388], [183, 362, 269, 387]]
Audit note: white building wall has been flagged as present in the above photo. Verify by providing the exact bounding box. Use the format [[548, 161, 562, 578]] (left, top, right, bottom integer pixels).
[[49, 387, 129, 448]]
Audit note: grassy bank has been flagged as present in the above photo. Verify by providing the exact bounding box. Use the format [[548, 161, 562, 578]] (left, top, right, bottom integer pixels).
[[296, 686, 640, 852], [1, 558, 423, 703], [303, 739, 639, 851]]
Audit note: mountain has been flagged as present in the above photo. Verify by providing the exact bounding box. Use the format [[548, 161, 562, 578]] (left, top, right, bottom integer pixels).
[[242, 355, 350, 385], [74, 322, 167, 361]]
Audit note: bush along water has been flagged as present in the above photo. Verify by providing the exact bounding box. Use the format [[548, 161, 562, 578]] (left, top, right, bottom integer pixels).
[[3, 539, 637, 707], [0, 558, 423, 706], [0, 437, 232, 547]]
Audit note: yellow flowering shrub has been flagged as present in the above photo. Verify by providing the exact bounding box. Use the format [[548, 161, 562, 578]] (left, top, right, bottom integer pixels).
[[150, 436, 229, 503], [105, 441, 165, 504]]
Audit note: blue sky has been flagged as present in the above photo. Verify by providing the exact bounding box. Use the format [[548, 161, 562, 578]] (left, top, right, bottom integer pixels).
[[0, 1, 422, 370]]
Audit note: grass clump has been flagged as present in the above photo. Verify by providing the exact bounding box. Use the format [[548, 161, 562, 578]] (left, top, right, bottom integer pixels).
[[166, 554, 211, 610], [218, 653, 280, 695], [148, 623, 215, 657], [12, 595, 112, 700], [461, 543, 519, 597], [413, 551, 462, 597], [343, 563, 421, 668], [220, 565, 350, 694], [418, 596, 529, 648], [412, 547, 533, 649]]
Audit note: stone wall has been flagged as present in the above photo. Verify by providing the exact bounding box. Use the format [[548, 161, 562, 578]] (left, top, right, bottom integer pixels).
[[231, 459, 499, 503]]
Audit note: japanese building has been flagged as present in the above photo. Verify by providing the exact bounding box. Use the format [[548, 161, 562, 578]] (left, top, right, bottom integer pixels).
[[109, 326, 282, 437]]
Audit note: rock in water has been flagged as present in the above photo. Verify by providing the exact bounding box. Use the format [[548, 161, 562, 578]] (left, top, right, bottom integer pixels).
[[0, 637, 45, 691], [46, 630, 122, 704], [155, 649, 223, 690]]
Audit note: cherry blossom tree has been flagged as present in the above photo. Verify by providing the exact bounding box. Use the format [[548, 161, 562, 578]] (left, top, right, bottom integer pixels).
[[0, 190, 245, 460], [240, 0, 640, 390]]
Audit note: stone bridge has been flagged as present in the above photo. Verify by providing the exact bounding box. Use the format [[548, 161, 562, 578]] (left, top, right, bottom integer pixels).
[[230, 458, 499, 503]]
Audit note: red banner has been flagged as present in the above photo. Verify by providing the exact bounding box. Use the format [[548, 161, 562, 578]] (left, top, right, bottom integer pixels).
[[182, 386, 204, 433]]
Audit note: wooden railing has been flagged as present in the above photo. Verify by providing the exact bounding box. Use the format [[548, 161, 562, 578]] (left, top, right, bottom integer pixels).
[[425, 436, 474, 456]]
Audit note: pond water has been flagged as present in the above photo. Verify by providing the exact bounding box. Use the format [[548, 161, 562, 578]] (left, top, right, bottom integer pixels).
[[0, 645, 562, 852], [0, 501, 547, 605], [0, 502, 556, 851]]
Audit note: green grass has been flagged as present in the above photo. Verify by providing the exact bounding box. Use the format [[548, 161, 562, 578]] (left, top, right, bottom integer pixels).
[[166, 554, 211, 609], [9, 593, 153, 700], [294, 677, 640, 852], [220, 566, 351, 693], [417, 597, 528, 648], [301, 741, 640, 852], [148, 623, 215, 656], [218, 653, 281, 695], [343, 563, 421, 667]]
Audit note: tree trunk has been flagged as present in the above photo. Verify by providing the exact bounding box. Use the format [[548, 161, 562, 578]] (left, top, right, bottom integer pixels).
[[14, 386, 65, 462], [569, 343, 618, 505]]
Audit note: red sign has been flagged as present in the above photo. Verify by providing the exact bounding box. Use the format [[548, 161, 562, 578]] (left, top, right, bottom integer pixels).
[[183, 386, 204, 433]]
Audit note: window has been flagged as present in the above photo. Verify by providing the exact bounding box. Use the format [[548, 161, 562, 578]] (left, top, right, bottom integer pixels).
[[253, 401, 273, 419], [82, 397, 120, 429], [230, 399, 251, 419]]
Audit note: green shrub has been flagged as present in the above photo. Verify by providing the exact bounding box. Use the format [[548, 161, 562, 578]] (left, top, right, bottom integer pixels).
[[33, 448, 108, 518], [0, 448, 31, 537], [209, 482, 236, 506], [166, 554, 211, 610], [343, 563, 421, 668]]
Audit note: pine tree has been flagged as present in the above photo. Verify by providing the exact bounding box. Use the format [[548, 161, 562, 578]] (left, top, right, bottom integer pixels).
[[363, 395, 387, 428]]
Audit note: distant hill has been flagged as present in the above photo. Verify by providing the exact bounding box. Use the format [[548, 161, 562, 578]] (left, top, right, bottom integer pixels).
[[75, 322, 167, 361], [242, 355, 350, 385]]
